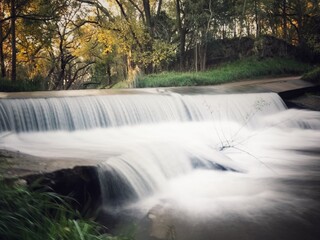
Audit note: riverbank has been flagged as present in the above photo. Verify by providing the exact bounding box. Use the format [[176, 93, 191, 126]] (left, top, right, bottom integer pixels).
[[0, 149, 101, 178], [112, 57, 311, 89]]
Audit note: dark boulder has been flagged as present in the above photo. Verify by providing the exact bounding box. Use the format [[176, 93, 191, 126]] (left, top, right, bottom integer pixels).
[[23, 166, 101, 214]]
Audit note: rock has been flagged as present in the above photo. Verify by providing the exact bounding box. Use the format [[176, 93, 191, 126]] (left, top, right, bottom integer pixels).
[[23, 166, 101, 214], [147, 203, 176, 240]]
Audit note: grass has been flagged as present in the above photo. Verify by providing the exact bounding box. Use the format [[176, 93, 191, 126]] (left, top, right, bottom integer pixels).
[[127, 57, 311, 88], [0, 180, 132, 240], [111, 81, 133, 89]]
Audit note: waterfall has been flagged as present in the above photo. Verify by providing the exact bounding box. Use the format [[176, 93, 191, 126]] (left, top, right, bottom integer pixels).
[[97, 143, 238, 207], [0, 92, 286, 132], [1, 91, 320, 239], [0, 92, 320, 240]]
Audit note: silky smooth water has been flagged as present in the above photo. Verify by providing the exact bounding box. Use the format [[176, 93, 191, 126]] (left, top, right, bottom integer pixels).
[[1, 92, 320, 240], [0, 93, 285, 132]]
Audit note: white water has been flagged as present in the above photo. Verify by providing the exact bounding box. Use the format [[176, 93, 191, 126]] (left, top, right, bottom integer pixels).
[[1, 92, 320, 239], [0, 93, 284, 132]]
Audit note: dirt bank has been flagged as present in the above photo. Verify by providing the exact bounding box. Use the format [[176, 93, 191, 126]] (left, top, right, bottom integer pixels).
[[0, 149, 101, 178]]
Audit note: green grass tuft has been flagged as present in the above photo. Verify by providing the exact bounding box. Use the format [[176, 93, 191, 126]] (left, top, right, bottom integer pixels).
[[0, 180, 131, 240]]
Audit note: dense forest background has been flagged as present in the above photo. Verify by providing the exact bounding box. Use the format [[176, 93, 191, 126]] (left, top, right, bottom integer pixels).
[[0, 0, 319, 90]]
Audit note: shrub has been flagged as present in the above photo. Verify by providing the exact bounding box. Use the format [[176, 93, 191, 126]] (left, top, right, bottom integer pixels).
[[302, 67, 320, 84], [0, 79, 43, 92]]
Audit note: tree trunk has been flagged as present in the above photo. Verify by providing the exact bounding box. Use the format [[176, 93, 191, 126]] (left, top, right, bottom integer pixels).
[[282, 0, 287, 42], [195, 41, 198, 72], [295, 0, 304, 46], [55, 37, 66, 90], [0, 1, 6, 78], [107, 63, 111, 85], [143, 0, 152, 36], [157, 0, 162, 16], [126, 50, 134, 84], [202, 51, 207, 71], [142, 0, 153, 74], [239, 0, 247, 39], [200, 43, 207, 71], [175, 0, 185, 71], [254, 0, 260, 37], [246, 22, 250, 36], [56, 62, 66, 90], [233, 19, 237, 38], [222, 24, 226, 39], [10, 0, 16, 82]]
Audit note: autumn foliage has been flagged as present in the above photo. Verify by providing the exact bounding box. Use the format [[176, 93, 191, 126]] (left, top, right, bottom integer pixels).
[[0, 0, 319, 90]]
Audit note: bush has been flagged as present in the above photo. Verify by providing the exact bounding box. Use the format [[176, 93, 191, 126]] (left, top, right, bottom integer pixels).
[[302, 67, 320, 84], [0, 79, 43, 92]]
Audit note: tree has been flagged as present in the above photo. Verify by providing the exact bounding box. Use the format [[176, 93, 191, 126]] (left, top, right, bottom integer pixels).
[[0, 0, 68, 83], [10, 0, 16, 82], [43, 0, 98, 89], [0, 1, 7, 78], [1, 0, 319, 90], [175, 0, 186, 70]]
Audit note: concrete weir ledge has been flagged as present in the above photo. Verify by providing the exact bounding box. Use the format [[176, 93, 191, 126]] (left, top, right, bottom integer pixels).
[[0, 75, 319, 179], [0, 76, 317, 99]]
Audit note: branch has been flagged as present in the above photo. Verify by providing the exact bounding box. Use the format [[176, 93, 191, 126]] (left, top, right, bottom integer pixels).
[[0, 25, 11, 45], [114, 0, 143, 50], [77, 0, 114, 21], [0, 14, 56, 23], [65, 19, 98, 35], [127, 0, 145, 22], [287, 17, 299, 34], [66, 61, 95, 89]]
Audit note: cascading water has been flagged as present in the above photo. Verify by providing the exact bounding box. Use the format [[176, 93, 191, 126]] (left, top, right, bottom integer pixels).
[[1, 91, 320, 240], [0, 92, 285, 132]]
